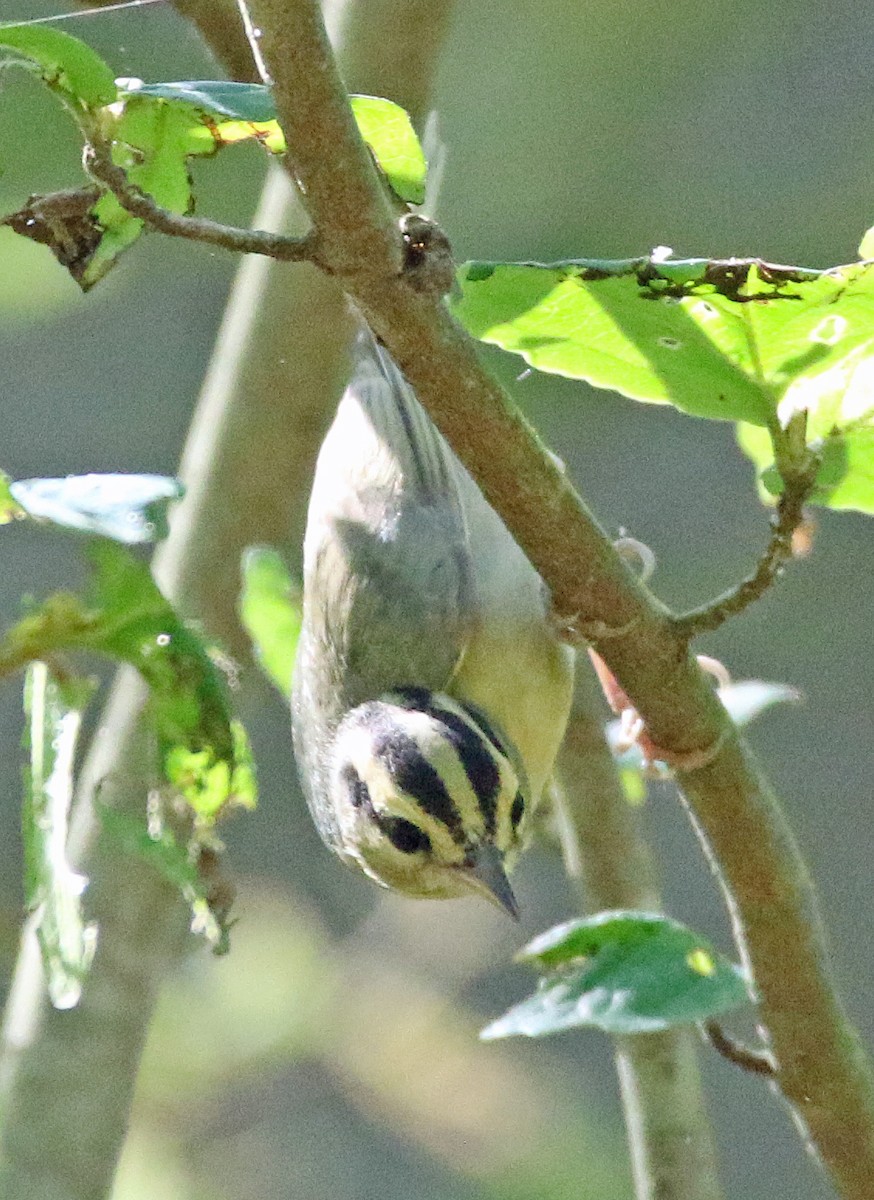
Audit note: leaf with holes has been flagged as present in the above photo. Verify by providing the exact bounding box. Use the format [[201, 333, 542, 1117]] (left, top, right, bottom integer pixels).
[[452, 256, 874, 428], [97, 805, 232, 953], [85, 96, 226, 288], [116, 81, 427, 202], [481, 911, 750, 1039], [9, 473, 183, 543], [239, 546, 301, 699]]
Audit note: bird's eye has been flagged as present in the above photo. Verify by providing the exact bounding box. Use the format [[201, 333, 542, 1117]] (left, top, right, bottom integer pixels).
[[382, 816, 431, 854], [510, 791, 525, 827]]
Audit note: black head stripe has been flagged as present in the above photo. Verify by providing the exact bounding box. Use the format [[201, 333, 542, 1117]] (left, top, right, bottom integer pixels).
[[391, 685, 433, 710], [456, 701, 509, 760], [386, 690, 506, 836], [427, 707, 501, 835], [372, 726, 463, 838]]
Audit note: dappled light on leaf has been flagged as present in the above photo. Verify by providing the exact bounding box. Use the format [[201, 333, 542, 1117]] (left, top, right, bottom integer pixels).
[[0, 540, 254, 828], [453, 256, 874, 425]]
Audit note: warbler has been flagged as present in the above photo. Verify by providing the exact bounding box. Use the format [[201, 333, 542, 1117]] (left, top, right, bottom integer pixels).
[[291, 333, 574, 916]]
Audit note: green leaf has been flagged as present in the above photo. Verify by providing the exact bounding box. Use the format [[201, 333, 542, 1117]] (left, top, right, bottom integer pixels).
[[481, 911, 750, 1039], [239, 546, 300, 699], [349, 95, 427, 204], [115, 80, 427, 203], [117, 79, 276, 122], [0, 540, 255, 824], [9, 473, 183, 543], [738, 421, 874, 515], [83, 96, 223, 288], [452, 256, 874, 427], [23, 662, 98, 1009], [0, 23, 116, 110]]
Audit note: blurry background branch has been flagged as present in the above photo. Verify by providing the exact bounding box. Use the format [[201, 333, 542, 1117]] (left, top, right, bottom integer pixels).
[[555, 663, 724, 1200]]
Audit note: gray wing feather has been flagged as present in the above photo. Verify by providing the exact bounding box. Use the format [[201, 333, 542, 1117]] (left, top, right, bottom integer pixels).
[[292, 335, 475, 840]]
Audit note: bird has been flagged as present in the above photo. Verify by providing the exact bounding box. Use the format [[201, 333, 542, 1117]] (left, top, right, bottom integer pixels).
[[291, 332, 574, 917]]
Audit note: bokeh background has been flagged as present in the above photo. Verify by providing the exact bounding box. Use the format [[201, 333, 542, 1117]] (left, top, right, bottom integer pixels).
[[1, 1, 873, 1197]]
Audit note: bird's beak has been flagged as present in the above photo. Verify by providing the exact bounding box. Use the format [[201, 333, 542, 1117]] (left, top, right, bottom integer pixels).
[[462, 843, 520, 920]]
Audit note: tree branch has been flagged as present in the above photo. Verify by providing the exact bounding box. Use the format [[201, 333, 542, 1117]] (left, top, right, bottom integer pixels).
[[83, 142, 325, 266], [240, 1, 874, 1194]]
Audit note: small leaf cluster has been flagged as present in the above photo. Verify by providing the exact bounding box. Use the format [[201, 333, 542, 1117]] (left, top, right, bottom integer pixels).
[[4, 470, 258, 996], [0, 24, 426, 287]]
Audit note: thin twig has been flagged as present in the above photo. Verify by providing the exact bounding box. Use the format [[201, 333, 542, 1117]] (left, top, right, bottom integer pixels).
[[702, 1021, 778, 1078], [82, 142, 325, 266], [674, 464, 818, 641]]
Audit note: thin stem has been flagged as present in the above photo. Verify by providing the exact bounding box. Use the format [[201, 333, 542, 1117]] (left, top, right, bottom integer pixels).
[[83, 142, 325, 266], [556, 663, 724, 1200], [702, 1021, 777, 1078], [241, 1, 874, 1193], [674, 465, 817, 640]]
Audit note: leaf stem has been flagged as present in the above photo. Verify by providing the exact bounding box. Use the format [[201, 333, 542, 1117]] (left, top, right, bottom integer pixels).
[[673, 459, 818, 640], [702, 1020, 777, 1078]]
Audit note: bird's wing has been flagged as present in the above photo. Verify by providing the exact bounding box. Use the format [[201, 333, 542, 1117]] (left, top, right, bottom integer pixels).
[[294, 336, 476, 747]]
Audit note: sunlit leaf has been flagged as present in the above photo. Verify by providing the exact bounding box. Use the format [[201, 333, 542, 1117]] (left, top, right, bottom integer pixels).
[[84, 96, 221, 288], [349, 95, 427, 204], [9, 473, 183, 543], [0, 23, 116, 110], [23, 662, 98, 1009], [738, 419, 874, 515], [453, 256, 874, 427], [239, 546, 300, 699], [115, 80, 427, 202], [481, 911, 750, 1039]]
